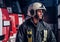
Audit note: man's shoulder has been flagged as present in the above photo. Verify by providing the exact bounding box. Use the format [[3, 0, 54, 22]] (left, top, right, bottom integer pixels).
[[43, 21, 49, 25], [19, 18, 31, 28], [43, 21, 52, 30]]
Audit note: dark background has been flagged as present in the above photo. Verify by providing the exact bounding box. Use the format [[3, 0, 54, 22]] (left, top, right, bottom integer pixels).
[[0, 0, 58, 42]]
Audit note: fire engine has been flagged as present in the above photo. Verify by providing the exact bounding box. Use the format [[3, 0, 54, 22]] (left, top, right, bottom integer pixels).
[[0, 7, 24, 42], [0, 0, 25, 42]]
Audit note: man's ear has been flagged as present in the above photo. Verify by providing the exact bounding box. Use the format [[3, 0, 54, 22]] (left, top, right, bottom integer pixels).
[[30, 9, 34, 16]]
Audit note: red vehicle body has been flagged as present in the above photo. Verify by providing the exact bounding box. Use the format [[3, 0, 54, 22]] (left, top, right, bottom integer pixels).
[[0, 7, 25, 42], [2, 8, 10, 42]]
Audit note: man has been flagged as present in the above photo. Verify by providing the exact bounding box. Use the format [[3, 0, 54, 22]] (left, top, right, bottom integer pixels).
[[16, 2, 56, 42]]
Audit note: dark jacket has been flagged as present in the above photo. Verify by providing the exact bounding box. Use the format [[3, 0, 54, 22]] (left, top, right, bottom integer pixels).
[[16, 19, 56, 42]]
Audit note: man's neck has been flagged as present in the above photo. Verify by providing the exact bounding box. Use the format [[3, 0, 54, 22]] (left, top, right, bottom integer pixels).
[[32, 17, 39, 25], [39, 19, 42, 22]]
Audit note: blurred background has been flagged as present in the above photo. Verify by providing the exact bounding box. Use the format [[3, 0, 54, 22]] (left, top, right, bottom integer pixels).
[[0, 0, 59, 42]]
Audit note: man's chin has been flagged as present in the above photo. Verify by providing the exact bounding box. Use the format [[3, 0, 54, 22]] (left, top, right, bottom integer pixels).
[[39, 17, 42, 19]]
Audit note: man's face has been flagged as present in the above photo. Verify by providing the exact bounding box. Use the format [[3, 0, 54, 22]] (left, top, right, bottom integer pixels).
[[37, 9, 43, 19]]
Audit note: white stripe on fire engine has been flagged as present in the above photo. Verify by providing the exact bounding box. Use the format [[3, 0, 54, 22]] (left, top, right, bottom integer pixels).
[[0, 8, 3, 35], [0, 8, 3, 42]]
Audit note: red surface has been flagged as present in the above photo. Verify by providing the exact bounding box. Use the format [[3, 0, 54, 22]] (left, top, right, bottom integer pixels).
[[9, 14, 19, 34], [2, 8, 10, 42]]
